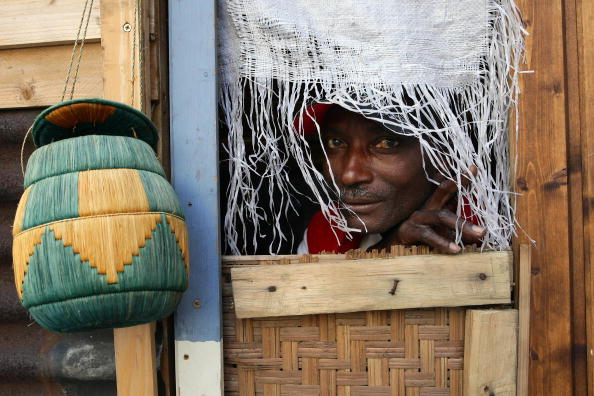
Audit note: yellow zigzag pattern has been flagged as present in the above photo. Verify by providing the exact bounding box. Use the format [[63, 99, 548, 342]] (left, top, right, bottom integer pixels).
[[12, 226, 47, 299], [12, 185, 31, 236], [12, 213, 189, 299], [166, 216, 190, 273], [50, 213, 161, 284]]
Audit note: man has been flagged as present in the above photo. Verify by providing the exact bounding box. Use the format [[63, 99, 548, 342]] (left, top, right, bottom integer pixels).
[[297, 104, 486, 254]]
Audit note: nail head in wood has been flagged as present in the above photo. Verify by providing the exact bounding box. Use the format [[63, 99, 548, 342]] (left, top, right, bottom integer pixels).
[[479, 273, 487, 280], [268, 286, 277, 292], [389, 279, 400, 295]]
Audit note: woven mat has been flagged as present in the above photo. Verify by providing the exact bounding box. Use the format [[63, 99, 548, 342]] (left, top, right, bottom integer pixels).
[[223, 248, 467, 395]]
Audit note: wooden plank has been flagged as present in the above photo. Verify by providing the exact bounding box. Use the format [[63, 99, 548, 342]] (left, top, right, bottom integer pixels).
[[516, 245, 531, 396], [563, 0, 589, 392], [169, 1, 224, 395], [513, 1, 574, 394], [100, 0, 157, 395], [101, 0, 146, 111], [0, 44, 103, 108], [0, 0, 101, 49], [231, 251, 512, 318], [113, 322, 158, 395], [463, 310, 518, 396], [576, 0, 594, 392]]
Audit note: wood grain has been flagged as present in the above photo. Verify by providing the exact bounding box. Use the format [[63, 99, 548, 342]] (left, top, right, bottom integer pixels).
[[576, 0, 594, 392], [231, 251, 512, 318], [101, 0, 157, 394], [513, 1, 575, 394], [0, 44, 103, 109], [516, 245, 531, 396], [101, 0, 146, 110], [463, 310, 518, 396], [113, 322, 158, 396], [563, 0, 589, 392], [0, 0, 101, 49]]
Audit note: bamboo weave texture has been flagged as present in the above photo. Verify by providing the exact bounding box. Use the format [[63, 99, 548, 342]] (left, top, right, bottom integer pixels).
[[223, 247, 467, 396]]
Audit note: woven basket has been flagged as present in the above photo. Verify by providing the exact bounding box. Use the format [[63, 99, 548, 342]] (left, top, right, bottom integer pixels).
[[223, 248, 468, 396], [12, 100, 189, 333]]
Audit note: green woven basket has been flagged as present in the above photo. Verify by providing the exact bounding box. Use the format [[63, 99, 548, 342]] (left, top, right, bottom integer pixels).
[[12, 100, 188, 333], [31, 98, 158, 149]]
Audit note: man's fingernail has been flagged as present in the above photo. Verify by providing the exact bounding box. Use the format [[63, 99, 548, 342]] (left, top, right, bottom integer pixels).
[[472, 225, 485, 234], [449, 243, 461, 253]]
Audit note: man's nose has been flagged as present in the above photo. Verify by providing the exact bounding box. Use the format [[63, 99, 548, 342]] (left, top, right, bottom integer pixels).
[[339, 148, 373, 186]]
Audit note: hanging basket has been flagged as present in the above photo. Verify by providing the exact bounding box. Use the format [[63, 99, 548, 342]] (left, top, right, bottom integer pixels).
[[12, 98, 189, 333]]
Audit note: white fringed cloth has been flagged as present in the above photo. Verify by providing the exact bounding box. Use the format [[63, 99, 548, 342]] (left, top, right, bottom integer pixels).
[[218, 0, 526, 254]]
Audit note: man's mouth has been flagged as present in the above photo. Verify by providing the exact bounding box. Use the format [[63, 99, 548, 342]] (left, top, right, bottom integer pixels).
[[341, 200, 382, 214]]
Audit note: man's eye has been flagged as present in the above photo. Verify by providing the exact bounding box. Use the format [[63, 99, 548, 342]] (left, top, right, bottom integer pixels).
[[327, 138, 345, 149], [375, 138, 399, 149]]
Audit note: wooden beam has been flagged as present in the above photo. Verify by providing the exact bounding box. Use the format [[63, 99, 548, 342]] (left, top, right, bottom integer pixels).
[[169, 1, 224, 394], [513, 1, 575, 394], [463, 309, 518, 396], [0, 44, 103, 109], [516, 245, 531, 396], [101, 0, 147, 112], [231, 251, 512, 319], [113, 322, 158, 395], [100, 0, 156, 395], [0, 0, 101, 49], [575, 0, 594, 391], [563, 0, 589, 391]]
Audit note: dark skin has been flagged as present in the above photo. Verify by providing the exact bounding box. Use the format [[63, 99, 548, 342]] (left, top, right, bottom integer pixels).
[[321, 106, 485, 253]]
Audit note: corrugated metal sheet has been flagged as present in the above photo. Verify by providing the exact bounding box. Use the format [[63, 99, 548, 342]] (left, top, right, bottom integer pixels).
[[0, 108, 117, 396]]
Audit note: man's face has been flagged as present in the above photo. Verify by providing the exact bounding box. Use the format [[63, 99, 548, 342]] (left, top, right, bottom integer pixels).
[[321, 106, 435, 234]]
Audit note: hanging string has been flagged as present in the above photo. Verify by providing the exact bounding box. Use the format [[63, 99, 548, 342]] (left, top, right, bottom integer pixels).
[[68, 0, 95, 100], [130, 0, 145, 109], [62, 0, 94, 101], [24, 0, 94, 177], [138, 0, 145, 110], [24, 0, 143, 178], [20, 126, 33, 178], [23, 0, 93, 176]]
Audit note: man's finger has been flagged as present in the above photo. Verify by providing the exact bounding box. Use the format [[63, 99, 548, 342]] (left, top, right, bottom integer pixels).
[[412, 224, 461, 254], [411, 209, 486, 241], [460, 165, 478, 189], [423, 179, 457, 210], [434, 209, 485, 240], [423, 165, 479, 210]]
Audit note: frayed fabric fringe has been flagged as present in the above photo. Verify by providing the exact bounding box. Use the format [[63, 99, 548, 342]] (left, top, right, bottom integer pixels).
[[219, 0, 527, 254]]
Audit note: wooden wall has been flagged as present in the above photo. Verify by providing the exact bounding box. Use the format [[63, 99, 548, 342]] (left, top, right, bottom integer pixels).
[[515, 0, 594, 394], [0, 0, 104, 108]]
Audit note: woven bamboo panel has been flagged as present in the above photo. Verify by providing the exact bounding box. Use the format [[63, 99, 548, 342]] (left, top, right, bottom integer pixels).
[[223, 246, 470, 395]]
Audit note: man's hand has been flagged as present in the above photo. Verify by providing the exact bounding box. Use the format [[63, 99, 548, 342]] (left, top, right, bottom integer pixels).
[[371, 166, 486, 254]]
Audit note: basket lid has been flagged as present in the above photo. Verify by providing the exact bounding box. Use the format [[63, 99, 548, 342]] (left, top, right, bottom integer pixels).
[[31, 98, 158, 149]]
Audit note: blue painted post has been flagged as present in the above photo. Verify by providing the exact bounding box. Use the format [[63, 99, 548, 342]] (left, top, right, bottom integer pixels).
[[169, 1, 222, 394]]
